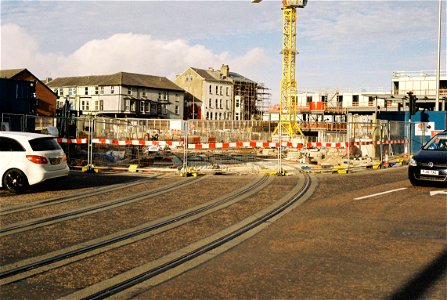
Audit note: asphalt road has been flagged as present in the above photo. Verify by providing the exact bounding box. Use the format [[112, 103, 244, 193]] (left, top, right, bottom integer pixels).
[[130, 167, 447, 299]]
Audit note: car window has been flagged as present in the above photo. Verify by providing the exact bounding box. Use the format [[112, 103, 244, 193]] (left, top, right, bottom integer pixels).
[[423, 135, 447, 151], [29, 137, 62, 151], [0, 137, 26, 151]]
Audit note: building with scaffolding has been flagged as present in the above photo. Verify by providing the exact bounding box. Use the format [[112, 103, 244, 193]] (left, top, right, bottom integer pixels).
[[176, 64, 268, 121]]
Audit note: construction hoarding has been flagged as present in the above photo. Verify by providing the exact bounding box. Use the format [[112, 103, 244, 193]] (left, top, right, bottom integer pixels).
[[0, 113, 419, 174]]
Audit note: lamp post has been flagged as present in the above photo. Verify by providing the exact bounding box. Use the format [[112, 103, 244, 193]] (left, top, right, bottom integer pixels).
[[435, 0, 442, 111]]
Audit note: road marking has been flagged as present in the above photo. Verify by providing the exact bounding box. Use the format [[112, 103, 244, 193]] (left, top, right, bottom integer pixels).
[[430, 191, 447, 196], [354, 188, 408, 200]]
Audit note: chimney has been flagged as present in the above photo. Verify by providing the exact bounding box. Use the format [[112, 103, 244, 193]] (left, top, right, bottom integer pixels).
[[221, 64, 229, 77]]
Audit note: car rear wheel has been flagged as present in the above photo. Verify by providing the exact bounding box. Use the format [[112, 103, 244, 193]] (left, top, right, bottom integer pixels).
[[3, 169, 29, 193]]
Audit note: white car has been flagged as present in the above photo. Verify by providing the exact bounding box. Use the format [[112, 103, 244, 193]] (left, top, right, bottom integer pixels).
[[0, 131, 70, 193]]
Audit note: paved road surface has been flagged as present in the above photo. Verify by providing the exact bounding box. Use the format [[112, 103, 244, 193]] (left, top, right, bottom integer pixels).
[[132, 167, 447, 299]]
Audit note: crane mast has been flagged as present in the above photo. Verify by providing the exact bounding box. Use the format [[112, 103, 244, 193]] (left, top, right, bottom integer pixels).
[[252, 0, 307, 139], [272, 0, 307, 139]]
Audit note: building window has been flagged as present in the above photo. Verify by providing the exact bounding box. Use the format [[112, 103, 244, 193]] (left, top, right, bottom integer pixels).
[[216, 86, 218, 94], [209, 85, 212, 94], [175, 94, 179, 102], [95, 100, 103, 111], [95, 86, 99, 95], [337, 95, 343, 107], [353, 95, 359, 106], [226, 87, 229, 96], [220, 99, 223, 109], [111, 86, 115, 94], [175, 105, 179, 114], [100, 86, 104, 94], [125, 100, 130, 112], [159, 91, 168, 100], [235, 98, 240, 108], [306, 96, 312, 103], [140, 101, 145, 113], [215, 99, 218, 108], [226, 100, 229, 109], [220, 86, 223, 95], [209, 98, 212, 108], [81, 99, 89, 111], [60, 89, 64, 96], [85, 87, 88, 95], [142, 90, 146, 97], [130, 101, 136, 112], [128, 87, 132, 95], [145, 101, 150, 113], [368, 97, 374, 107], [206, 112, 209, 120]]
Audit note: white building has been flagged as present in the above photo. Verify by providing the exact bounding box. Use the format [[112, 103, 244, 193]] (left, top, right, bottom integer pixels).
[[392, 70, 447, 110], [48, 72, 185, 119]]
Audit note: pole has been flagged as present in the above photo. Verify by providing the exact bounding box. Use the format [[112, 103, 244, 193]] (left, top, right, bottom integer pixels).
[[192, 95, 195, 120], [347, 114, 351, 172], [182, 120, 188, 174], [278, 115, 283, 175], [435, 0, 442, 111]]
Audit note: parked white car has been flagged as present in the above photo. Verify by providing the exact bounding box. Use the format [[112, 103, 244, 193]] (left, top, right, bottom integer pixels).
[[0, 131, 69, 193]]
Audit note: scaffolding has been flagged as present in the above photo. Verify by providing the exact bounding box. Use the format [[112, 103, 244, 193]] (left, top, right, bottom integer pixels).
[[256, 83, 271, 116]]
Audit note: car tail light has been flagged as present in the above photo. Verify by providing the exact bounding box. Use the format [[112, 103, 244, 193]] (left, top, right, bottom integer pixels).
[[26, 155, 49, 164], [62, 153, 67, 162]]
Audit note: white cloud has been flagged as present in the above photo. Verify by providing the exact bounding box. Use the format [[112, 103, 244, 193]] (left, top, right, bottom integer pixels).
[[0, 24, 271, 85], [0, 24, 40, 70]]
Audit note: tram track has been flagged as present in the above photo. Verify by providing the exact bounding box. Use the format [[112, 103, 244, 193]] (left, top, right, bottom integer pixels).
[[0, 176, 202, 236], [0, 173, 316, 300], [0, 175, 271, 285], [0, 175, 159, 216], [66, 173, 315, 300]]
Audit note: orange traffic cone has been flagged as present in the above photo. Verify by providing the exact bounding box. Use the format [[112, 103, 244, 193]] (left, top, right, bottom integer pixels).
[[383, 150, 389, 168]]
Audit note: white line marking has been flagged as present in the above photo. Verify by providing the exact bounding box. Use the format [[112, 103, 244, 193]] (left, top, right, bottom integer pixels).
[[354, 188, 408, 200], [430, 191, 447, 196]]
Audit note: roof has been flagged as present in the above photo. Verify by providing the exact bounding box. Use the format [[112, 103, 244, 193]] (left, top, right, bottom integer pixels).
[[0, 131, 55, 141], [0, 68, 57, 97], [0, 69, 26, 79], [229, 72, 256, 84], [47, 72, 184, 92], [190, 67, 232, 83]]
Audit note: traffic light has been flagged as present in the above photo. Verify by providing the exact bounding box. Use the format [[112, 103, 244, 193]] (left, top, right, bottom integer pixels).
[[407, 91, 418, 115]]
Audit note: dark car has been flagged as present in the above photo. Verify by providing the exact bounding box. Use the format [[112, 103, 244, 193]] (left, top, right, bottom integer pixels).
[[408, 130, 447, 186]]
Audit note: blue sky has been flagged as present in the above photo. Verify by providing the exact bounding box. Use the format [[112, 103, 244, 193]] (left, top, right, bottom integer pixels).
[[1, 0, 445, 104]]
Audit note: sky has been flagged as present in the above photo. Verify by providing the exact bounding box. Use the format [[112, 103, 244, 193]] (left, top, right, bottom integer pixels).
[[1, 0, 446, 104]]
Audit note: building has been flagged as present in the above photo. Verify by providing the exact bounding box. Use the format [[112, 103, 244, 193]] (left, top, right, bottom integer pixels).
[[392, 70, 447, 111], [0, 68, 57, 116], [47, 72, 185, 119], [176, 64, 264, 121], [175, 65, 233, 120]]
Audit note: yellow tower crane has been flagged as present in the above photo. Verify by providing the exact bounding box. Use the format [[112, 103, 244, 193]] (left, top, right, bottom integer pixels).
[[252, 0, 307, 140]]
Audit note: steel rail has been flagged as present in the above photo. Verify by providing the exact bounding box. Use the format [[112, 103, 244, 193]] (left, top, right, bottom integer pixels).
[[0, 175, 270, 282], [0, 176, 203, 236], [0, 175, 159, 216], [81, 174, 312, 300]]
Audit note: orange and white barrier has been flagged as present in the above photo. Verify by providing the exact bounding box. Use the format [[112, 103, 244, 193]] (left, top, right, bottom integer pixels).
[[57, 138, 408, 149]]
